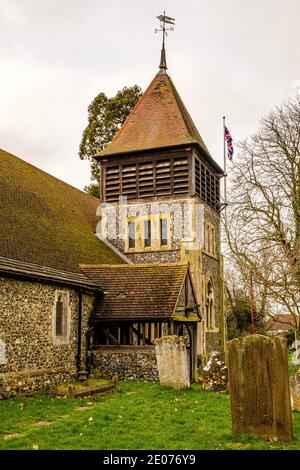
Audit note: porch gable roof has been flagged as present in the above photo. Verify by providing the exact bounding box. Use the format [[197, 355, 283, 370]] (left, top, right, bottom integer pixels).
[[80, 263, 197, 321]]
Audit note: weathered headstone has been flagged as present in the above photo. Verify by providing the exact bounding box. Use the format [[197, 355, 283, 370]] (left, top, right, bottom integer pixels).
[[154, 336, 190, 390], [112, 375, 119, 386], [290, 369, 300, 412], [227, 334, 292, 442]]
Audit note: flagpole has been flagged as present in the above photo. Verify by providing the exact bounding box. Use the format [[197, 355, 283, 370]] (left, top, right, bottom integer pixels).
[[223, 116, 227, 211]]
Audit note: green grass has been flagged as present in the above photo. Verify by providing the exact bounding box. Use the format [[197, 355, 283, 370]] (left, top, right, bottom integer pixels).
[[0, 382, 300, 450]]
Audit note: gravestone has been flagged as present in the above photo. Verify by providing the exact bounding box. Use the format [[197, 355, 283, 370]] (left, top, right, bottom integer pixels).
[[154, 336, 190, 390], [227, 334, 292, 442], [290, 369, 300, 412]]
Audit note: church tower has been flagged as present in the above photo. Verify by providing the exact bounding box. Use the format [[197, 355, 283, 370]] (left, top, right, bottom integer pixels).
[[95, 17, 225, 355]]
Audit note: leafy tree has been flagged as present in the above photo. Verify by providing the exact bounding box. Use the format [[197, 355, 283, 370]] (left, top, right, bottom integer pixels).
[[225, 266, 268, 340], [284, 329, 295, 349], [226, 292, 265, 340], [79, 85, 142, 196]]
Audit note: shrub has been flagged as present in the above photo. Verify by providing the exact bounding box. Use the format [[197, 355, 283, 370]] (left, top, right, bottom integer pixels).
[[202, 351, 228, 392]]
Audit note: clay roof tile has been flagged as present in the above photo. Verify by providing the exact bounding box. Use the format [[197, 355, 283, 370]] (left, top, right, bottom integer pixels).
[[97, 71, 210, 158], [80, 263, 190, 320]]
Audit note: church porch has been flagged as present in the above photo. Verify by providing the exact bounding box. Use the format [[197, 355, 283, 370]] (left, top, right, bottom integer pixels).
[[80, 263, 201, 383]]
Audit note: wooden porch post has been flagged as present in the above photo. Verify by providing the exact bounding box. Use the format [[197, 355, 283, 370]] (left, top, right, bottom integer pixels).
[[192, 323, 198, 382]]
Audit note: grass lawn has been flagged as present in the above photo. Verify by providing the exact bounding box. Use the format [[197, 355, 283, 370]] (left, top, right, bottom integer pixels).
[[0, 381, 300, 450]]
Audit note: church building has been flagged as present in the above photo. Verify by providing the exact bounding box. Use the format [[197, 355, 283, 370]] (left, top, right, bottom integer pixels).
[[0, 30, 225, 398]]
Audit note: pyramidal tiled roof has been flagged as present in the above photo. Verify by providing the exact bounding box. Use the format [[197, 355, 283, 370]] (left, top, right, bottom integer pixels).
[[97, 70, 211, 158]]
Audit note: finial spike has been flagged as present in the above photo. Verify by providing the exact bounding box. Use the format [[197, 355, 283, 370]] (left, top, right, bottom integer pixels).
[[155, 12, 175, 71], [159, 46, 167, 70]]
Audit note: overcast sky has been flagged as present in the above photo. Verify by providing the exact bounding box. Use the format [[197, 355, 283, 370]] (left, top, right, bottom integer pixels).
[[1, 0, 299, 190]]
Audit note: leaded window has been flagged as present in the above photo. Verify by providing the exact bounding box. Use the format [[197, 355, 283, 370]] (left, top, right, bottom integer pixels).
[[160, 218, 168, 246], [128, 221, 136, 249]]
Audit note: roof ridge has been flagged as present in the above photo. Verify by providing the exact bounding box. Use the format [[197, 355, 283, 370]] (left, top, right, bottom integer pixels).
[[80, 262, 188, 269], [97, 73, 161, 157], [167, 77, 210, 155], [0, 255, 87, 276], [0, 255, 101, 290]]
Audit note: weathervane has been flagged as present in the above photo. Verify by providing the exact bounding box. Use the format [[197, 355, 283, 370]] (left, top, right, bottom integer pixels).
[[155, 11, 175, 70]]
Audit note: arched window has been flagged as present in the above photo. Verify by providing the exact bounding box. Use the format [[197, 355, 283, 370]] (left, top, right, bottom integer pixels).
[[53, 291, 70, 345], [206, 278, 215, 330], [55, 295, 64, 337], [204, 222, 217, 257]]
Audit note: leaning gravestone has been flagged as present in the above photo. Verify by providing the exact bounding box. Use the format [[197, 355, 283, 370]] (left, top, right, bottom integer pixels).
[[154, 336, 190, 390], [227, 334, 292, 442]]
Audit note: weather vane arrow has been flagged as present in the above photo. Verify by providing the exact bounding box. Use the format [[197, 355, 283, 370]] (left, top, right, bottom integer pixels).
[[155, 11, 175, 71]]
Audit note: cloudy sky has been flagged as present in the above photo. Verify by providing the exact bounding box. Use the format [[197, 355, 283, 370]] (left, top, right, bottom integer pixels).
[[1, 0, 299, 190]]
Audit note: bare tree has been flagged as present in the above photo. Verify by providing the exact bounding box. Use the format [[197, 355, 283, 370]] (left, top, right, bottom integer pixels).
[[224, 93, 300, 343], [224, 257, 270, 337]]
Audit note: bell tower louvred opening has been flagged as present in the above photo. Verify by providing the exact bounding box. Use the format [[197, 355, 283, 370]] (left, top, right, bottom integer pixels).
[[103, 154, 190, 202]]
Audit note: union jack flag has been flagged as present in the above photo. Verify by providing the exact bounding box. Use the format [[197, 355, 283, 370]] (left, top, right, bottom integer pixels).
[[224, 126, 234, 160]]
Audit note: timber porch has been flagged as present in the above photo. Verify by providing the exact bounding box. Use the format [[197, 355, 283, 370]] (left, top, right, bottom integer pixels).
[[80, 263, 202, 382]]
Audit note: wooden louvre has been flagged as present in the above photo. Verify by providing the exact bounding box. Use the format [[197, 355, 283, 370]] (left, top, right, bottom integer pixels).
[[104, 155, 189, 201], [155, 159, 171, 196], [138, 161, 154, 197], [121, 163, 138, 198], [105, 165, 120, 201], [173, 156, 189, 194], [195, 157, 220, 210]]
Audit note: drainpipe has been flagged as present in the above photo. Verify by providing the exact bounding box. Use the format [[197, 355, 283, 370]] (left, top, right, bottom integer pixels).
[[76, 288, 83, 373]]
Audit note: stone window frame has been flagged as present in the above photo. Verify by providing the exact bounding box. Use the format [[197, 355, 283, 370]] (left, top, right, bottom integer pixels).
[[205, 276, 216, 332], [203, 221, 217, 258], [142, 217, 152, 249], [124, 215, 139, 252], [124, 213, 171, 253], [52, 290, 71, 346], [159, 214, 171, 249], [127, 219, 136, 249]]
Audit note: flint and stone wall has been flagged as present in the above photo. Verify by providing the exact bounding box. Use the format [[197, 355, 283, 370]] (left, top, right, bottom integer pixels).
[[103, 198, 191, 266], [205, 331, 219, 353], [202, 205, 221, 352], [91, 347, 158, 382], [0, 276, 95, 398]]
